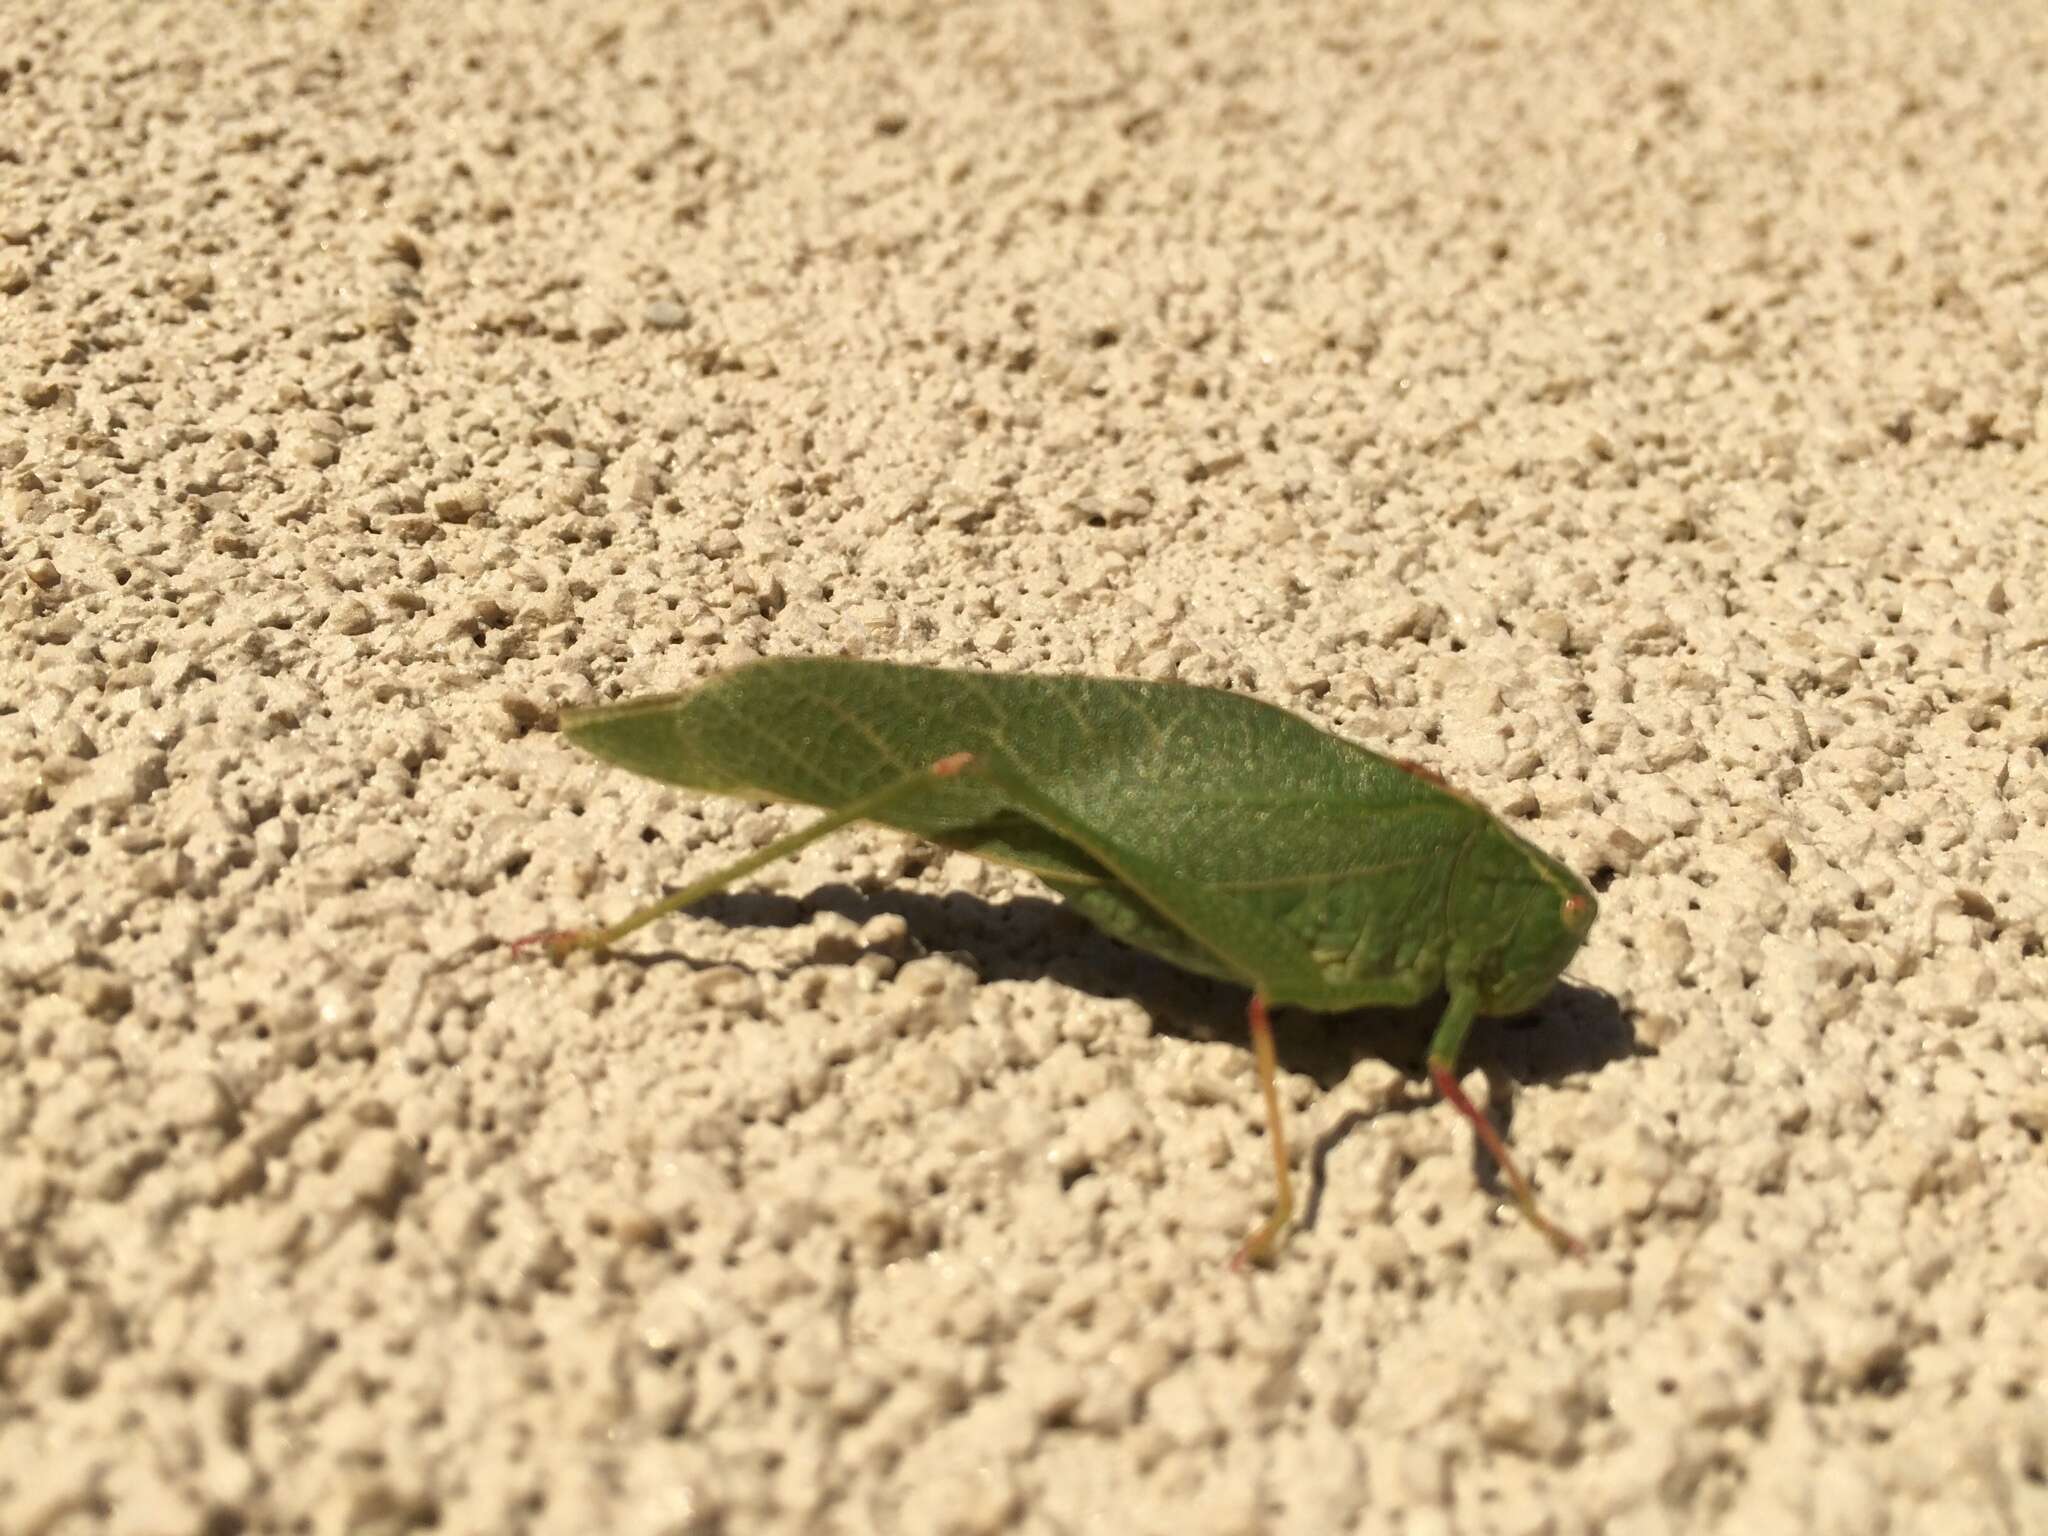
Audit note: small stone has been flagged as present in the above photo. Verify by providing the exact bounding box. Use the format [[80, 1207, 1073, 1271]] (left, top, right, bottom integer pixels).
[[1525, 609, 1573, 651], [338, 1128, 419, 1217], [432, 484, 486, 523], [151, 1070, 240, 1134], [327, 597, 376, 635]]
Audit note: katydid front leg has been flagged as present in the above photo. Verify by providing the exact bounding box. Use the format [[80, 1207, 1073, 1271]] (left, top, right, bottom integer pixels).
[[510, 753, 978, 958], [1424, 982, 1584, 1256]]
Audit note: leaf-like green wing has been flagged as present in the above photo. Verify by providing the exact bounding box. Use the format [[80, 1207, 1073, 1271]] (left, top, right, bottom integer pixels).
[[562, 662, 1117, 884], [562, 658, 1488, 1007]]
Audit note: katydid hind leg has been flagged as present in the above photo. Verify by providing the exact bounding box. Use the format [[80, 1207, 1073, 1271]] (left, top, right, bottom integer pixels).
[[510, 755, 979, 959], [1427, 984, 1584, 1256]]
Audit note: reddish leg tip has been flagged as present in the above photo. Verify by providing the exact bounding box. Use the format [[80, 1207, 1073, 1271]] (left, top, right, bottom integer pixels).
[[1228, 1229, 1278, 1272]]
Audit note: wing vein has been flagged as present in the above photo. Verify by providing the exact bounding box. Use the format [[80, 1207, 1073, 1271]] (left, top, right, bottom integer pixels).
[[1206, 851, 1438, 893], [785, 677, 918, 781]]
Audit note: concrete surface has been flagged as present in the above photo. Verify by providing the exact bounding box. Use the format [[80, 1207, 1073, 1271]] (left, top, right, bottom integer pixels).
[[3, 3, 2044, 1533]]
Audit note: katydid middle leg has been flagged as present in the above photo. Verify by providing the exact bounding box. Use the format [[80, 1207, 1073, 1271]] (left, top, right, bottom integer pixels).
[[949, 753, 1319, 1267], [1229, 994, 1296, 1270]]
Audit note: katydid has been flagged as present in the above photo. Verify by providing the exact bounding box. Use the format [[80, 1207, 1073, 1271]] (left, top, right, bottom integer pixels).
[[516, 657, 1598, 1264]]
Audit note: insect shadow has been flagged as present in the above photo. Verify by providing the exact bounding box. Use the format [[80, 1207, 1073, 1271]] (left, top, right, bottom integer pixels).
[[632, 881, 1638, 1231]]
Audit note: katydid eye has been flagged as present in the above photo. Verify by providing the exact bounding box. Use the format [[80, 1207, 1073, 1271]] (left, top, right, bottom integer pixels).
[[1562, 893, 1593, 933]]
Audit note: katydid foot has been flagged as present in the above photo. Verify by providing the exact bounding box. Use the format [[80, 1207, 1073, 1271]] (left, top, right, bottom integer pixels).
[[505, 928, 613, 960]]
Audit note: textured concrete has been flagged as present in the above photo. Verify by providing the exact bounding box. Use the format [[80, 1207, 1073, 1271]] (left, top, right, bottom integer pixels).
[[3, 3, 2044, 1533]]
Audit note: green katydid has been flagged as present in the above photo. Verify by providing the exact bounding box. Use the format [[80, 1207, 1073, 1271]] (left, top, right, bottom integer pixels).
[[516, 657, 1598, 1264]]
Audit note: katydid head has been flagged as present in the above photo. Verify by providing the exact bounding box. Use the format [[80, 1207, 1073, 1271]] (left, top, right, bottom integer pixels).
[[1453, 824, 1599, 1017]]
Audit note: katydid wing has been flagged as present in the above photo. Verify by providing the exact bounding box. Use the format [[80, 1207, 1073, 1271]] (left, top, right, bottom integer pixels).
[[520, 657, 1599, 1262]]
